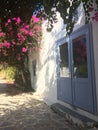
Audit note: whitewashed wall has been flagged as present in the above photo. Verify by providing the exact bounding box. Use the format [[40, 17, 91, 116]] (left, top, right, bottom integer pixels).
[[29, 3, 86, 105], [28, 2, 98, 120]]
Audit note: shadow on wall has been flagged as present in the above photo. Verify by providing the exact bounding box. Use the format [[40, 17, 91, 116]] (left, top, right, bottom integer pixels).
[[35, 41, 58, 105], [34, 3, 87, 105]]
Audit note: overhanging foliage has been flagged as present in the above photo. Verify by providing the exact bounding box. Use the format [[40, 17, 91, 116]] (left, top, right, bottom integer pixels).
[[0, 0, 98, 34]]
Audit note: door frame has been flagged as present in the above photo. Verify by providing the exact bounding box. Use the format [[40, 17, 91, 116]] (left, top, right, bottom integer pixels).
[[56, 23, 97, 114], [56, 37, 73, 104]]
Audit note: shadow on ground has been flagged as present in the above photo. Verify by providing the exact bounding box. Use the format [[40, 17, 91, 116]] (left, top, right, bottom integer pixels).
[[0, 96, 82, 130], [0, 83, 31, 96], [0, 98, 53, 130], [0, 78, 84, 130]]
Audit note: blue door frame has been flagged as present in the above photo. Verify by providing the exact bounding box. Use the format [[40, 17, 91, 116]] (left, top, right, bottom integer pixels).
[[57, 24, 97, 114]]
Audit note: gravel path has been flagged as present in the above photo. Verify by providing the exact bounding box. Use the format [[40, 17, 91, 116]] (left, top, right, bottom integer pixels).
[[0, 78, 84, 130]]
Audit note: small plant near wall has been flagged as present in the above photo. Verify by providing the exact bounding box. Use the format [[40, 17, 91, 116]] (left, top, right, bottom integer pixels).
[[0, 63, 16, 81], [6, 66, 16, 81]]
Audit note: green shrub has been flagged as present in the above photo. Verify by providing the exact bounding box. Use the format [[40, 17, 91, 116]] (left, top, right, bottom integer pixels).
[[6, 66, 16, 80]]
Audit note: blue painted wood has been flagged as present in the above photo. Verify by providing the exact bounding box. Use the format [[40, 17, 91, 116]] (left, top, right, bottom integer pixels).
[[70, 24, 96, 113], [72, 78, 94, 112], [58, 78, 72, 103], [57, 24, 96, 114], [56, 38, 73, 104], [89, 24, 97, 114]]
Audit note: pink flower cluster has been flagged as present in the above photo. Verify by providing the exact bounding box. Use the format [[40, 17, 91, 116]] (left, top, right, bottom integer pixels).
[[32, 16, 40, 23], [0, 15, 42, 63], [20, 26, 33, 37], [0, 32, 4, 37], [17, 33, 25, 42], [5, 17, 21, 26], [20, 27, 29, 35], [0, 41, 10, 49], [22, 47, 27, 53], [73, 39, 87, 64], [92, 11, 98, 22], [3, 41, 11, 48]]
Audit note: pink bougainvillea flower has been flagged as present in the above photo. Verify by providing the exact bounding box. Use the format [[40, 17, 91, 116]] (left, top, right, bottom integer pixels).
[[25, 25, 29, 29], [5, 23, 8, 26], [12, 41, 16, 45], [7, 42, 11, 48], [94, 17, 98, 21], [3, 41, 11, 48], [92, 16, 98, 21], [17, 33, 25, 42], [92, 11, 98, 22], [29, 31, 33, 36], [38, 26, 41, 32], [17, 17, 21, 24], [7, 19, 11, 23], [20, 27, 28, 35], [0, 32, 4, 37], [1, 15, 41, 63], [22, 47, 27, 53], [32, 16, 40, 23], [12, 17, 17, 20]]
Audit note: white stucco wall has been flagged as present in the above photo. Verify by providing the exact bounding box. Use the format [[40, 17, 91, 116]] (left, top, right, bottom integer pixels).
[[29, 3, 85, 105], [29, 2, 98, 120]]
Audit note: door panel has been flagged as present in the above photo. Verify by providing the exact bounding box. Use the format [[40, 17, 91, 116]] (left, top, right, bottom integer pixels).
[[58, 42, 72, 103], [58, 78, 72, 103], [71, 26, 94, 113], [73, 79, 93, 112]]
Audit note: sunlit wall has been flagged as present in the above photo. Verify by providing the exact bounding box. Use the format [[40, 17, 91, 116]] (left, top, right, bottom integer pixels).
[[28, 3, 86, 105]]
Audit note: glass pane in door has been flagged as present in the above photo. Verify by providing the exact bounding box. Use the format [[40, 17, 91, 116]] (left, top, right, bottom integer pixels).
[[59, 43, 70, 77], [72, 35, 88, 78]]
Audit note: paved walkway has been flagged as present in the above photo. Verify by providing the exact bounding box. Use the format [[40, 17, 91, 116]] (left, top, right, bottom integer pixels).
[[0, 78, 84, 130]]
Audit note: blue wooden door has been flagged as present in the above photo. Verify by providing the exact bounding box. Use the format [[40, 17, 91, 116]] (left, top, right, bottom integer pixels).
[[57, 24, 96, 113], [57, 39, 72, 104], [70, 24, 95, 113]]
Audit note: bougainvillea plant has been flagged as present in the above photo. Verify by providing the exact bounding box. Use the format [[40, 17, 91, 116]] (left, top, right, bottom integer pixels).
[[0, 15, 41, 88], [0, 16, 42, 68]]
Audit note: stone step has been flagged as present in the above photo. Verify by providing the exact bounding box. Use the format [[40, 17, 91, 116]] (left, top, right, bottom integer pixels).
[[51, 103, 97, 129]]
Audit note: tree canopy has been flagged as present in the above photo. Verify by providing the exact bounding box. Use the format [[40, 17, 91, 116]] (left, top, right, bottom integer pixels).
[[0, 0, 98, 34]]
